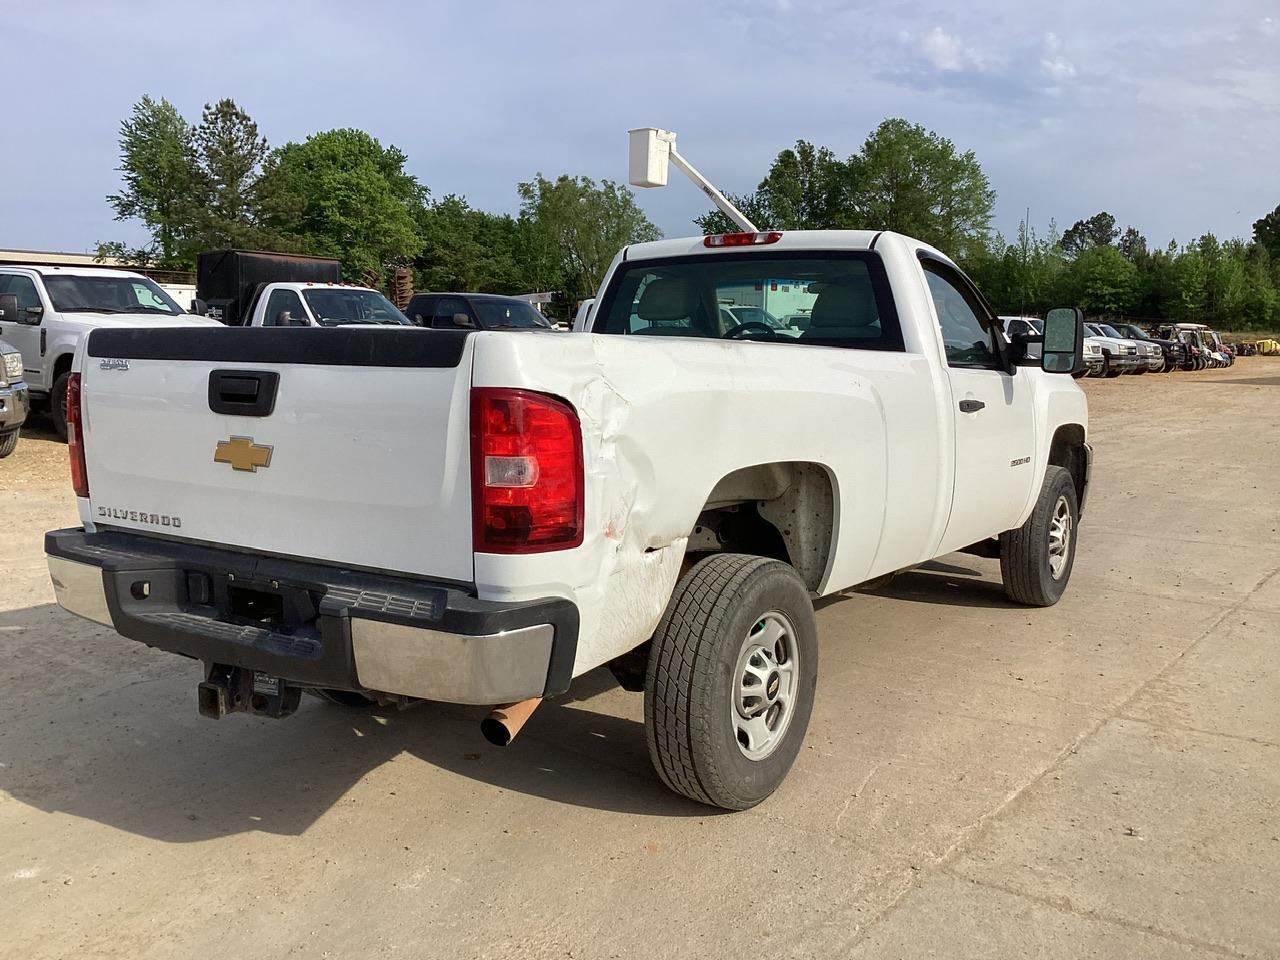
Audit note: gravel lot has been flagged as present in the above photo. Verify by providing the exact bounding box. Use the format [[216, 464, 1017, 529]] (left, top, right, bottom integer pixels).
[[2, 360, 1278, 960]]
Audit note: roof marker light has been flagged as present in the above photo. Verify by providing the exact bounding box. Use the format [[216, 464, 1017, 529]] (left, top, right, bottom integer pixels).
[[703, 231, 784, 248]]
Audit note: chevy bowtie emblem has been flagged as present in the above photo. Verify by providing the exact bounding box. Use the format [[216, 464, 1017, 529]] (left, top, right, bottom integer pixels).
[[214, 436, 273, 472]]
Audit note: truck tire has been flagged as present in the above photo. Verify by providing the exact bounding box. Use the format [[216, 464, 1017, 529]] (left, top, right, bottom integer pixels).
[[644, 554, 818, 810], [1000, 466, 1078, 607], [51, 371, 71, 441], [0, 432, 17, 458]]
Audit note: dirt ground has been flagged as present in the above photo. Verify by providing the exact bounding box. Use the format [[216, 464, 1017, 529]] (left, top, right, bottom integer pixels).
[[2, 360, 1278, 960]]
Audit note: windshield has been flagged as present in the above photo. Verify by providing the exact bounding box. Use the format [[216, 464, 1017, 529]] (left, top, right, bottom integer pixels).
[[594, 252, 903, 350], [1099, 324, 1126, 339], [1085, 324, 1105, 337], [301, 289, 410, 326], [1120, 325, 1150, 340], [472, 299, 552, 329], [43, 275, 184, 316]]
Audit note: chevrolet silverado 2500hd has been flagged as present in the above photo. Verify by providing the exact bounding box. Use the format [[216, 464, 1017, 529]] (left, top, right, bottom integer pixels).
[[46, 229, 1091, 810]]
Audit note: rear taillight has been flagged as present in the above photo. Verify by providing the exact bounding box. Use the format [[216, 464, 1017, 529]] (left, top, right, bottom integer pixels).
[[471, 388, 584, 553], [703, 231, 783, 247], [67, 372, 89, 497]]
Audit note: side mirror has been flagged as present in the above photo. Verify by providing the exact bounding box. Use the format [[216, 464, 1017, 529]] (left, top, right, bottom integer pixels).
[[190, 298, 208, 316], [0, 294, 16, 321], [17, 304, 43, 325], [1042, 307, 1085, 374]]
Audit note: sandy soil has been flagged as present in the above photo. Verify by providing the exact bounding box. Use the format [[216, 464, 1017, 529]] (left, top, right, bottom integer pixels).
[[1, 358, 1278, 959]]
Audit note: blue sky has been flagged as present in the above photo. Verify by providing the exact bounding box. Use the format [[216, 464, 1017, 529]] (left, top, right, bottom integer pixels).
[[2, 0, 1277, 254]]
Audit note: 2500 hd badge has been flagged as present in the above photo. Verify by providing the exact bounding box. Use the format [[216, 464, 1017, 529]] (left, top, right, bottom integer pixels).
[[97, 506, 182, 528]]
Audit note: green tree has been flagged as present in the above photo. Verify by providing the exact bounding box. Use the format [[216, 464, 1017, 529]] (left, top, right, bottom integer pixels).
[[1117, 226, 1148, 264], [695, 140, 849, 234], [262, 129, 425, 281], [1060, 211, 1119, 258], [190, 99, 272, 249], [846, 119, 996, 258], [1252, 204, 1280, 260], [414, 195, 527, 293], [517, 174, 662, 302], [1061, 244, 1136, 317], [104, 95, 200, 266]]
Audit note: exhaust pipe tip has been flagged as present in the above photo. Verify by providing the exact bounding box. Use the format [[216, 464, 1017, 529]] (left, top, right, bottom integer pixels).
[[481, 697, 542, 747]]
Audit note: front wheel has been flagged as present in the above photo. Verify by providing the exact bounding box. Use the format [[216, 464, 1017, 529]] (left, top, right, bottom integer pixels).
[[644, 554, 818, 810], [51, 371, 71, 441], [1000, 466, 1078, 607], [0, 431, 17, 459]]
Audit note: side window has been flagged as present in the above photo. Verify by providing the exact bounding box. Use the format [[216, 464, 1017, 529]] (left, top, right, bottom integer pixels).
[[432, 297, 473, 329], [921, 260, 998, 369], [263, 289, 307, 326], [0, 274, 43, 311]]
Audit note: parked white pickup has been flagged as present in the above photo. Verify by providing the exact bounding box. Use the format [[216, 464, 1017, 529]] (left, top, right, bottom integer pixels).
[[47, 228, 1091, 809], [0, 265, 219, 438], [239, 282, 411, 327]]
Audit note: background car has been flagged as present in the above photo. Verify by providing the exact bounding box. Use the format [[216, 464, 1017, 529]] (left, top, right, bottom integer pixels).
[[406, 292, 556, 331], [1004, 315, 1102, 377], [1084, 323, 1140, 377], [1110, 322, 1186, 372], [0, 337, 28, 458]]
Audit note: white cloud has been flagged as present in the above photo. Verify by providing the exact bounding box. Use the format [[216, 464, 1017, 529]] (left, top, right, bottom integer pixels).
[[920, 26, 986, 72], [1040, 32, 1077, 83]]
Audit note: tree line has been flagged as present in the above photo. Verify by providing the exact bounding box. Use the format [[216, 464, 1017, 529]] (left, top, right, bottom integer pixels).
[[698, 120, 1280, 331], [103, 99, 1280, 329], [99, 96, 660, 305]]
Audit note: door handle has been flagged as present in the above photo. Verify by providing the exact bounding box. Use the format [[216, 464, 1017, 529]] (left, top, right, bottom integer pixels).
[[208, 369, 279, 417], [958, 399, 985, 413]]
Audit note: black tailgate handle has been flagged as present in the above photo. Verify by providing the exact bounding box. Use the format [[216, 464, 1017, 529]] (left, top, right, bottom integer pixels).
[[208, 370, 279, 417]]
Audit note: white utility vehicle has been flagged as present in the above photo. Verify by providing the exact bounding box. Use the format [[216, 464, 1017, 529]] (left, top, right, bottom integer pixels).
[[46, 134, 1092, 810], [0, 266, 220, 437], [240, 282, 411, 327]]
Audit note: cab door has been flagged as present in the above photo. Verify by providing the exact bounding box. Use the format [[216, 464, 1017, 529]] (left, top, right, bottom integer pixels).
[[0, 273, 48, 389], [922, 258, 1038, 554]]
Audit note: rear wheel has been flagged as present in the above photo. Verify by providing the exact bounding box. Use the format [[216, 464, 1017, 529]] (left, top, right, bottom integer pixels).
[[1104, 356, 1122, 378], [0, 431, 17, 458], [1000, 466, 1078, 607], [644, 554, 818, 810]]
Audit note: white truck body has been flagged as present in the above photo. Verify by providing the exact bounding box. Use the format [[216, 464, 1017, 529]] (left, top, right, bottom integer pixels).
[[47, 229, 1091, 808]]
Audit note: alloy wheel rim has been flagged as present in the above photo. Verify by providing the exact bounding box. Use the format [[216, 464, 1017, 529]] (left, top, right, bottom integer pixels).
[[1047, 495, 1072, 580], [732, 612, 799, 761]]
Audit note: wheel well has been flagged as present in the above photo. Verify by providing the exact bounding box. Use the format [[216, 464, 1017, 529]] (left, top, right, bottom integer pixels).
[[687, 462, 835, 591], [1048, 424, 1087, 512], [53, 353, 74, 379]]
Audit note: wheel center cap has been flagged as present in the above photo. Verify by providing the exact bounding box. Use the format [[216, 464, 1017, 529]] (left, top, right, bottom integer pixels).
[[766, 672, 780, 700]]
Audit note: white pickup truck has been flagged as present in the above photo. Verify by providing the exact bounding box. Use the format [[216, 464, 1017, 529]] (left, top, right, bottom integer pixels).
[[46, 229, 1091, 810], [0, 265, 220, 438], [238, 282, 411, 327]]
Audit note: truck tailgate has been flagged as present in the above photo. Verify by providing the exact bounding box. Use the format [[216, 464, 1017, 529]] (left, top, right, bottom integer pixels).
[[80, 327, 475, 583]]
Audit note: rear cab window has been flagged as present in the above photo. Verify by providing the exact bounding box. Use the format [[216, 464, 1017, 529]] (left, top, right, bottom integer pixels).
[[591, 252, 904, 352]]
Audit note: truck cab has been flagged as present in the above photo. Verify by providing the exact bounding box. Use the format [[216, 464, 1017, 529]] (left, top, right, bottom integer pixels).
[[0, 265, 220, 438], [195, 249, 410, 328], [245, 283, 411, 327]]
